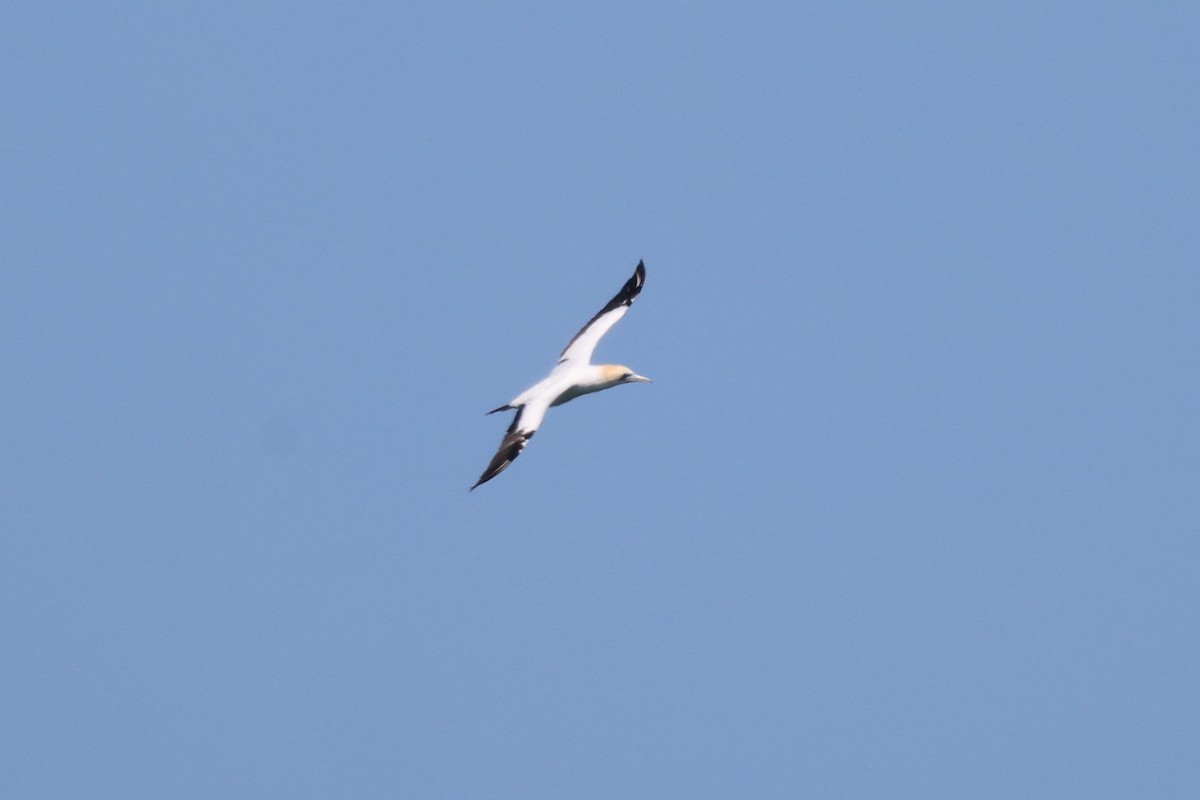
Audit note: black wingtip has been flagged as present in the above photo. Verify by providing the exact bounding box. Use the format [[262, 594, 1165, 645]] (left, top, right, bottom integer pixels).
[[618, 260, 646, 302], [470, 429, 535, 492]]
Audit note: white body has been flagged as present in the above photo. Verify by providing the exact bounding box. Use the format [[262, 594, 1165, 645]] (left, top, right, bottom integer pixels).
[[514, 364, 637, 410]]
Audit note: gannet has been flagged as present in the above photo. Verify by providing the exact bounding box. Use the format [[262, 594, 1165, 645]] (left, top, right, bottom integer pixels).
[[471, 260, 651, 490]]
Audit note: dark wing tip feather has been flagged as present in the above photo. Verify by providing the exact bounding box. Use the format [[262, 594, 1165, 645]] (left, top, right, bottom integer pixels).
[[470, 429, 535, 490], [626, 260, 646, 300], [596, 260, 645, 313]]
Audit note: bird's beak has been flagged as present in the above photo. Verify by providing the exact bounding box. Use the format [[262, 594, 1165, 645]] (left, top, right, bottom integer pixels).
[[628, 373, 652, 383]]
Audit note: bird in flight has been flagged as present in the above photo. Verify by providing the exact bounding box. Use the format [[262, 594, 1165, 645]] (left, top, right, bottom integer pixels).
[[471, 260, 651, 490]]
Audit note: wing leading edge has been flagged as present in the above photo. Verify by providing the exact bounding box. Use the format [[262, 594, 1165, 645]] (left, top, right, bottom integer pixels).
[[555, 260, 645, 368]]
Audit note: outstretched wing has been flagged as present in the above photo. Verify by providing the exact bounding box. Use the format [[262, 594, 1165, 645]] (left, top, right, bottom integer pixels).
[[470, 400, 550, 490], [554, 261, 645, 369]]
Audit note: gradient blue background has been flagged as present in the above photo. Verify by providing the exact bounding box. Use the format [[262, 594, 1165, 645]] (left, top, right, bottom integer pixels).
[[3, 3, 1198, 797]]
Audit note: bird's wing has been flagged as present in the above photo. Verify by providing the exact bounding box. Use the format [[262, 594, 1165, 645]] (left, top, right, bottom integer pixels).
[[470, 399, 550, 490], [554, 261, 645, 370]]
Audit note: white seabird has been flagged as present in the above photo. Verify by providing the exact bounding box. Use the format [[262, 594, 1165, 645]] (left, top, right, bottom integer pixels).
[[471, 260, 651, 490]]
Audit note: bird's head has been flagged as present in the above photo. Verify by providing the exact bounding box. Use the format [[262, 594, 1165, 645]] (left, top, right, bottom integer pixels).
[[603, 365, 652, 384]]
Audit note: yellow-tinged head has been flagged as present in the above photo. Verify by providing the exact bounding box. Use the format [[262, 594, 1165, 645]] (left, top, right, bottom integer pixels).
[[600, 364, 652, 384]]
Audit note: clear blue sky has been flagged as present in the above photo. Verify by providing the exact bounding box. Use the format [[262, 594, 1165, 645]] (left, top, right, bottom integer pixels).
[[3, 3, 1198, 797]]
